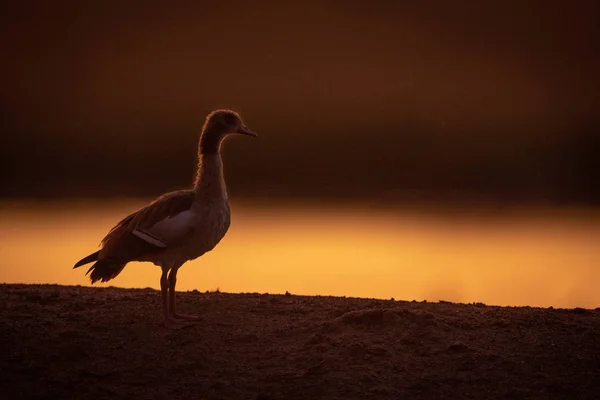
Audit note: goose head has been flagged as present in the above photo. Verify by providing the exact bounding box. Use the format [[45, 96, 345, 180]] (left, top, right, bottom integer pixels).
[[199, 109, 257, 154]]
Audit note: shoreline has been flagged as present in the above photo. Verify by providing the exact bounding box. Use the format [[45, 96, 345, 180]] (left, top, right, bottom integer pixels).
[[3, 282, 599, 311]]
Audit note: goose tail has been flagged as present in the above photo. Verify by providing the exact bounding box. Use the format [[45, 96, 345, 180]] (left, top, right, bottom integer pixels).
[[85, 259, 127, 284], [73, 251, 100, 269]]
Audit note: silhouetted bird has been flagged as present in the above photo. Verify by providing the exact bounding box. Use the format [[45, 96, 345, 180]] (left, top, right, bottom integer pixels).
[[74, 110, 257, 328]]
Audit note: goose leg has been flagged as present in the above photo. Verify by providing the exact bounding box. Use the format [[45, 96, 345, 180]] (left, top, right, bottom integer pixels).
[[161, 267, 183, 328], [168, 267, 200, 320]]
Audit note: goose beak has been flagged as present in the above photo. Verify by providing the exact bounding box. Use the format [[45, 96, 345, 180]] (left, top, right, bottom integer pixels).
[[237, 125, 258, 137]]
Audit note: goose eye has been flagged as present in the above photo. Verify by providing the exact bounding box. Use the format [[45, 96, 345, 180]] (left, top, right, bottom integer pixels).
[[223, 114, 237, 126]]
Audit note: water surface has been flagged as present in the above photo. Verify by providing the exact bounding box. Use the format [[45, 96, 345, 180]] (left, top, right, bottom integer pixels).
[[1, 200, 598, 308]]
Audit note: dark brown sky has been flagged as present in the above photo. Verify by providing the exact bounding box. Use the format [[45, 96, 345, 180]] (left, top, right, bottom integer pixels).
[[2, 1, 599, 203]]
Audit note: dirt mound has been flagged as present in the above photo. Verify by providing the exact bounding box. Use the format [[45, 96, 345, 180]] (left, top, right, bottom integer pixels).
[[331, 308, 439, 329]]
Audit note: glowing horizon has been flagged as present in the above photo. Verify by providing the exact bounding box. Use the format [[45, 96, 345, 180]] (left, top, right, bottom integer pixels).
[[1, 200, 598, 309]]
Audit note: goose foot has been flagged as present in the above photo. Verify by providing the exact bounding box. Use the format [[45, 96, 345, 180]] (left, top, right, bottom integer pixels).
[[172, 313, 201, 321], [164, 317, 194, 329]]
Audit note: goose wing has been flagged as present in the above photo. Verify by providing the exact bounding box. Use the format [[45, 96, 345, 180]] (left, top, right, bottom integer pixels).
[[99, 190, 196, 260]]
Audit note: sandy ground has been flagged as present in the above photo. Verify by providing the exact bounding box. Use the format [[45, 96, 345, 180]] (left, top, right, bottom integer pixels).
[[1, 284, 599, 400]]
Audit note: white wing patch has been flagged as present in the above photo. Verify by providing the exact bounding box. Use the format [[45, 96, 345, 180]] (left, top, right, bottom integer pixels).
[[132, 230, 168, 248], [133, 210, 196, 248]]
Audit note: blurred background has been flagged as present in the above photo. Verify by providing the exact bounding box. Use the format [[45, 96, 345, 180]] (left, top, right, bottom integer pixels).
[[1, 1, 599, 307]]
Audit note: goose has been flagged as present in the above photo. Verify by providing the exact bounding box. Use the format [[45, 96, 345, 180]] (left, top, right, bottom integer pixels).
[[74, 109, 257, 328]]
